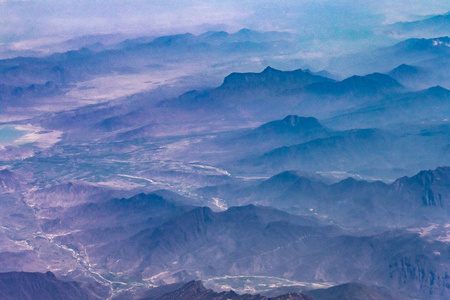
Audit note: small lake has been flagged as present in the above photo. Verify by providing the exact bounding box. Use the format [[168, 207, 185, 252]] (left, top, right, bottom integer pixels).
[[0, 126, 27, 144]]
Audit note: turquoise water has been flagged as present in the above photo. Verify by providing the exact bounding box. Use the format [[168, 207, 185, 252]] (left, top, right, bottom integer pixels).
[[0, 126, 27, 144]]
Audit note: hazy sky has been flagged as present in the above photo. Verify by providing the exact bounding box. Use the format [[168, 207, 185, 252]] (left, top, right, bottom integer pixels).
[[0, 0, 449, 46]]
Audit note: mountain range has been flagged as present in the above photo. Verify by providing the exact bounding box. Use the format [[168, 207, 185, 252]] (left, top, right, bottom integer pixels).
[[198, 167, 450, 229], [30, 175, 449, 299], [1, 15, 450, 300], [385, 12, 450, 38], [328, 36, 450, 84]]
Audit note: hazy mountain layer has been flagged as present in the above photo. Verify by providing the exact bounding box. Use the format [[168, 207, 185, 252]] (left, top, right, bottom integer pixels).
[[198, 167, 450, 229]]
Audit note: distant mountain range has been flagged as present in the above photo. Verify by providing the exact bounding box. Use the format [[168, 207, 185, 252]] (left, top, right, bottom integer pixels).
[[249, 127, 396, 175], [207, 105, 449, 178], [169, 67, 405, 106], [326, 85, 450, 128], [385, 12, 450, 38], [214, 115, 331, 156], [300, 72, 404, 97], [23, 50, 448, 144], [161, 67, 334, 112], [328, 36, 450, 83], [199, 167, 450, 229], [156, 66, 409, 125], [0, 29, 296, 88]]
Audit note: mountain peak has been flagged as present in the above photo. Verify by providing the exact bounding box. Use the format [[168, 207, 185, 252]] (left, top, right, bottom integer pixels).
[[262, 66, 279, 73], [218, 67, 331, 94], [364, 72, 403, 88], [426, 85, 450, 93], [419, 85, 450, 97], [388, 64, 424, 80], [199, 30, 229, 38], [392, 63, 419, 72], [236, 28, 254, 35], [409, 166, 450, 183], [255, 116, 325, 135], [393, 166, 450, 193], [179, 280, 207, 293], [305, 72, 402, 96]]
